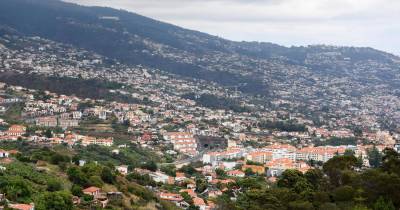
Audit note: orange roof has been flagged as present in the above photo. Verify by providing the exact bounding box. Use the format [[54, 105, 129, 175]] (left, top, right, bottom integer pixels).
[[176, 172, 185, 178], [180, 189, 196, 197], [264, 144, 296, 151], [82, 186, 100, 193], [8, 125, 26, 130], [248, 151, 272, 156], [8, 204, 34, 210], [242, 164, 265, 171], [227, 170, 245, 176], [266, 158, 294, 168], [210, 178, 236, 185], [207, 149, 241, 156], [159, 192, 184, 202], [298, 146, 346, 155], [193, 197, 206, 206]]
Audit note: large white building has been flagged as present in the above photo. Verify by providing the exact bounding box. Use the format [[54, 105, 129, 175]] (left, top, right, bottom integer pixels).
[[164, 132, 198, 156], [202, 148, 245, 164]]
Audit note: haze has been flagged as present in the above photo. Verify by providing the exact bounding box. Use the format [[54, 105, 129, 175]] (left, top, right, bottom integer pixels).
[[64, 0, 400, 55]]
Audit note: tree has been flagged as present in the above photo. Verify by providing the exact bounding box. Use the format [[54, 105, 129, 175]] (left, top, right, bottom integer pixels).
[[236, 189, 283, 210], [141, 161, 157, 172], [288, 200, 314, 210], [71, 184, 83, 197], [344, 149, 355, 156], [160, 164, 176, 177], [71, 155, 80, 165], [353, 127, 363, 137], [304, 169, 324, 190], [373, 197, 395, 210], [47, 179, 62, 192], [215, 194, 238, 210], [44, 129, 53, 138], [101, 167, 116, 184], [179, 165, 197, 176], [244, 168, 254, 176], [313, 192, 331, 207], [277, 169, 305, 189], [237, 177, 265, 190], [36, 191, 73, 210], [88, 176, 104, 187], [50, 153, 70, 165], [67, 167, 89, 187], [356, 155, 364, 168], [2, 177, 32, 202], [195, 178, 208, 193], [215, 168, 226, 177], [332, 185, 355, 202], [293, 179, 314, 198], [180, 192, 194, 206], [323, 155, 358, 186], [359, 169, 400, 207], [368, 146, 382, 168], [381, 148, 400, 175]]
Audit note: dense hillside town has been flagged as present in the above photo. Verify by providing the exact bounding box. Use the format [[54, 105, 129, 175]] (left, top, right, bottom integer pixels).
[[0, 0, 399, 209], [0, 33, 399, 209]]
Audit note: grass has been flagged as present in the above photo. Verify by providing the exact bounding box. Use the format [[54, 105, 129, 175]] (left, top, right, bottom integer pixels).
[[0, 102, 25, 124]]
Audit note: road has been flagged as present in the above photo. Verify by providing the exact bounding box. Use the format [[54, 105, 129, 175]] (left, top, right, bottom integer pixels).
[[159, 149, 208, 168]]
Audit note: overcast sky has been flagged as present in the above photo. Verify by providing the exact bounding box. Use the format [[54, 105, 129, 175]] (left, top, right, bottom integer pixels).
[[64, 0, 400, 55]]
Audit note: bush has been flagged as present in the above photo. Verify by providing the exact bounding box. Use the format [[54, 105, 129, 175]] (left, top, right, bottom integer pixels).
[[47, 179, 63, 192], [71, 185, 83, 197], [35, 191, 73, 210]]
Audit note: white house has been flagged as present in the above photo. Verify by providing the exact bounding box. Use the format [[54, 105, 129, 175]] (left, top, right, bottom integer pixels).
[[0, 149, 9, 158], [116, 165, 129, 175]]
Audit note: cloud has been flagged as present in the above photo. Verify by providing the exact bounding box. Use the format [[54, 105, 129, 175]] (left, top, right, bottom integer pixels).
[[63, 0, 400, 55]]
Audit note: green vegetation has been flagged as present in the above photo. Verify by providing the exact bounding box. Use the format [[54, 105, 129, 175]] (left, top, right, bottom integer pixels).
[[215, 149, 400, 210], [259, 120, 307, 132], [0, 142, 172, 210], [73, 144, 160, 168], [0, 102, 25, 124], [367, 146, 382, 168], [314, 137, 357, 146], [0, 72, 139, 104]]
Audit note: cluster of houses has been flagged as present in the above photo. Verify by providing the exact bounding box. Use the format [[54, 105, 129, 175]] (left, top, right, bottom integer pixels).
[[163, 132, 198, 156], [0, 125, 27, 140], [0, 124, 113, 147], [1, 24, 400, 210], [202, 143, 392, 177]]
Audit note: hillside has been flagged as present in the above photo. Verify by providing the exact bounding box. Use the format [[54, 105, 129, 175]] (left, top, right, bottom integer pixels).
[[0, 1, 400, 209], [0, 142, 178, 210], [0, 0, 399, 131], [0, 0, 399, 97]]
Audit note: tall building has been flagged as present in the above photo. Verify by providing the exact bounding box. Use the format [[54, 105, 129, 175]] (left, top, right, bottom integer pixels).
[[164, 132, 198, 156]]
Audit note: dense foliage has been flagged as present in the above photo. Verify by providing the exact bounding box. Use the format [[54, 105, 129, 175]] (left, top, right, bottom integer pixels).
[[0, 72, 140, 103], [314, 137, 357, 146], [259, 120, 307, 132], [215, 149, 400, 210], [0, 142, 177, 210]]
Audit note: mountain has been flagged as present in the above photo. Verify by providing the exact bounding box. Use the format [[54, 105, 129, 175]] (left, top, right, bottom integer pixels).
[[0, 0, 399, 100]]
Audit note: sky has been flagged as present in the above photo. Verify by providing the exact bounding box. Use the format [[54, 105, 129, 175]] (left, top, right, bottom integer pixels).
[[64, 0, 400, 55]]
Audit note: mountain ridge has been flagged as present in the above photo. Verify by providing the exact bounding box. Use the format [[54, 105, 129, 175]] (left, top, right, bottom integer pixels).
[[0, 0, 399, 97]]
